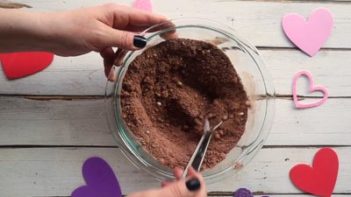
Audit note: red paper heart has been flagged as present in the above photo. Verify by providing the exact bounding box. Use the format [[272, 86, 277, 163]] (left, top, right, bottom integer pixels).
[[0, 52, 54, 80], [290, 148, 339, 197]]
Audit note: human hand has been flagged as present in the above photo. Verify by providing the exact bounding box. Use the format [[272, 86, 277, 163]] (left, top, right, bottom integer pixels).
[[44, 3, 167, 56], [128, 167, 207, 197], [0, 4, 171, 79], [45, 3, 170, 79]]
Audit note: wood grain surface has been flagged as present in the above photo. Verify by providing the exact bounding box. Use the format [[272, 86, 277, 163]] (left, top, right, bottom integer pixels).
[[0, 0, 350, 196]]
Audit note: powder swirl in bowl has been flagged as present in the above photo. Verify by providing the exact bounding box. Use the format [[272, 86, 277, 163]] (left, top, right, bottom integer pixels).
[[121, 38, 249, 169]]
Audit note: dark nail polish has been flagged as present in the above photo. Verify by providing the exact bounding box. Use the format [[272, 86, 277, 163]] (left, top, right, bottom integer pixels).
[[133, 35, 147, 48], [186, 178, 201, 191]]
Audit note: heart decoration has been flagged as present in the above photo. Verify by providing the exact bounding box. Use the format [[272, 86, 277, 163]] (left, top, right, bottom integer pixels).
[[132, 0, 152, 11], [234, 188, 269, 197], [234, 188, 254, 197], [292, 70, 328, 109], [72, 157, 122, 197], [282, 8, 333, 57], [290, 148, 339, 197], [0, 52, 54, 80]]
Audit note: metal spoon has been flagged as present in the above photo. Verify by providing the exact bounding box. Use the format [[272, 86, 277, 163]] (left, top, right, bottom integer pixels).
[[181, 118, 223, 178]]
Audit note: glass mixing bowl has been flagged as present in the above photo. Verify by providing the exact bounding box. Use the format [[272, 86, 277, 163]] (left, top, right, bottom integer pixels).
[[105, 18, 275, 182]]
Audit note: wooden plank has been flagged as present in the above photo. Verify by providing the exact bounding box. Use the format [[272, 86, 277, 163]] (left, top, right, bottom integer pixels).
[[0, 147, 349, 196], [268, 97, 351, 145], [0, 97, 350, 146], [263, 49, 351, 97], [0, 0, 31, 8], [0, 97, 116, 146], [1, 1, 349, 196], [1, 1, 351, 96], [15, 0, 351, 48], [1, 49, 351, 96], [0, 54, 107, 95]]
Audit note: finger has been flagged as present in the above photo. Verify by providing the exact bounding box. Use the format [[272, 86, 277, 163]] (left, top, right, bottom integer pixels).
[[100, 47, 115, 78], [188, 167, 204, 182], [161, 180, 173, 188], [161, 31, 178, 40], [125, 23, 178, 40], [141, 20, 177, 40], [123, 25, 150, 32], [131, 177, 203, 197], [188, 167, 207, 197], [173, 167, 184, 180], [107, 66, 116, 82], [161, 167, 184, 188], [113, 6, 167, 27], [113, 48, 128, 66], [104, 27, 147, 50], [188, 167, 199, 176], [100, 47, 115, 60], [158, 179, 201, 197]]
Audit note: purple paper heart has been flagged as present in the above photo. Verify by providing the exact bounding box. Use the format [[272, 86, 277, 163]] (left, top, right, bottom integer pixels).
[[72, 157, 122, 197], [234, 188, 253, 197], [233, 188, 270, 197]]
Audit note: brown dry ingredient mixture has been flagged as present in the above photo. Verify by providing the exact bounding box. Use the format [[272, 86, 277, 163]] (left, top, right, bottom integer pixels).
[[121, 38, 249, 169]]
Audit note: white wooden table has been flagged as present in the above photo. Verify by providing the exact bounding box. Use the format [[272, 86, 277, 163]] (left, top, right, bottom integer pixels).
[[1, 0, 351, 196]]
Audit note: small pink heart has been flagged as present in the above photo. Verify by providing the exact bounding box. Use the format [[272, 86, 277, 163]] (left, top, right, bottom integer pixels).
[[132, 0, 152, 12], [292, 71, 328, 109], [282, 8, 333, 57]]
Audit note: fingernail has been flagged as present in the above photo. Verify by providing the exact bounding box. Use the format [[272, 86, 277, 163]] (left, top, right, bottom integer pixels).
[[133, 35, 147, 48], [186, 178, 201, 191]]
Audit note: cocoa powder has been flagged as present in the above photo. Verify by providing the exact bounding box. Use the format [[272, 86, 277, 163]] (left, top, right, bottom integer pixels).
[[121, 39, 249, 169]]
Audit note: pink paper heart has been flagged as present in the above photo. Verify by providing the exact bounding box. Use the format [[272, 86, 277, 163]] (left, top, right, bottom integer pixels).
[[132, 0, 152, 11], [282, 8, 333, 57], [292, 71, 328, 109]]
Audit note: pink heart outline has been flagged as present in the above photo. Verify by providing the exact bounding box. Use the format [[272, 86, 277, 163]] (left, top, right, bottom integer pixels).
[[282, 8, 333, 57], [292, 70, 328, 109]]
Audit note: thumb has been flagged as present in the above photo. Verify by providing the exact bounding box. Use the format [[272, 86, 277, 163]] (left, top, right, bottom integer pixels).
[[127, 179, 200, 197], [104, 28, 147, 50], [157, 178, 202, 197]]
